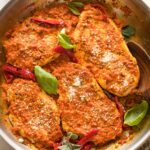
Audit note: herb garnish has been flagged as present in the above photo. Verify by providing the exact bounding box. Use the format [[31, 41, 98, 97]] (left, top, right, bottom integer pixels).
[[68, 1, 84, 16], [122, 25, 136, 38], [58, 132, 80, 150], [58, 33, 76, 49], [124, 100, 149, 126], [67, 132, 79, 140], [58, 137, 81, 150], [34, 66, 58, 95]]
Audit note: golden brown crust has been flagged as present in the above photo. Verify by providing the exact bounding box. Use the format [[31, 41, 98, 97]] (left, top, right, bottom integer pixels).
[[2, 4, 78, 70], [73, 4, 140, 96], [44, 55, 71, 73], [53, 63, 122, 145], [2, 79, 62, 148]]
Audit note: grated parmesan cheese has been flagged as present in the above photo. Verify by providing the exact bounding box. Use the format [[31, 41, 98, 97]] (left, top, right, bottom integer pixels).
[[101, 51, 117, 63], [18, 138, 24, 143], [68, 86, 76, 101], [73, 76, 81, 86]]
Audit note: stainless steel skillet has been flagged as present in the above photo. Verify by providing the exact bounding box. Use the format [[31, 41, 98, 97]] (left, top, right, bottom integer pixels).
[[0, 0, 150, 150]]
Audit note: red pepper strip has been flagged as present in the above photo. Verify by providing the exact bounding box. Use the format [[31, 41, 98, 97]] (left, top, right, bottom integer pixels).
[[54, 45, 78, 63], [91, 4, 108, 21], [82, 143, 93, 150], [31, 18, 64, 26], [77, 129, 98, 147], [3, 72, 14, 83], [114, 96, 125, 121], [92, 4, 107, 15], [2, 64, 36, 81], [48, 141, 58, 150]]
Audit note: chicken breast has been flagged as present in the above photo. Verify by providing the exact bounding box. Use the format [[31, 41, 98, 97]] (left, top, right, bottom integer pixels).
[[73, 4, 140, 96], [53, 63, 122, 145], [2, 4, 78, 70], [44, 55, 70, 73], [2, 79, 62, 149]]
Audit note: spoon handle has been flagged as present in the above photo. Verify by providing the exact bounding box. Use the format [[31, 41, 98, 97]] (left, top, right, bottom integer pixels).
[[127, 41, 150, 99]]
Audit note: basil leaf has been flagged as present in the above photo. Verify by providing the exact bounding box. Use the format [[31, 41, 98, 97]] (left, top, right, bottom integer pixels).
[[58, 145, 70, 150], [68, 2, 84, 16], [58, 33, 76, 49], [69, 2, 84, 8], [68, 5, 81, 16], [124, 100, 149, 126], [58, 144, 80, 150], [67, 132, 78, 140], [122, 25, 136, 38], [71, 143, 81, 150], [59, 138, 81, 150], [34, 66, 58, 95]]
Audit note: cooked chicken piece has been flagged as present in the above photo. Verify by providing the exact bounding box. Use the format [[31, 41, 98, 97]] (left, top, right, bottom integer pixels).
[[73, 4, 140, 96], [2, 18, 59, 71], [44, 55, 70, 73], [2, 79, 62, 149], [2, 4, 78, 70], [53, 63, 122, 145]]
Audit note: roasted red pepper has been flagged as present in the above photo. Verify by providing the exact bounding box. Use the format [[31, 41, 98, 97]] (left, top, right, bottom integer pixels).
[[48, 141, 58, 150], [31, 18, 64, 26], [114, 96, 125, 121], [77, 129, 98, 147], [3, 72, 14, 83], [54, 45, 78, 63], [2, 64, 36, 81], [82, 143, 93, 150], [92, 4, 108, 21]]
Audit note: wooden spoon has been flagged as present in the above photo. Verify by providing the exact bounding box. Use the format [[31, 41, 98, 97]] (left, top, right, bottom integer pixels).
[[127, 41, 150, 99]]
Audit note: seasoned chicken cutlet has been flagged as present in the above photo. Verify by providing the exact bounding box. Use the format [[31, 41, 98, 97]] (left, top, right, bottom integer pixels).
[[44, 55, 70, 73], [2, 4, 78, 70], [73, 4, 140, 96], [53, 63, 122, 145], [2, 79, 62, 149]]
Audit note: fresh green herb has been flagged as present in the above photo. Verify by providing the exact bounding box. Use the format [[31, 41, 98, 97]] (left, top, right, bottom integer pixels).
[[58, 138, 81, 150], [67, 132, 79, 140], [34, 66, 58, 95], [68, 1, 84, 16], [68, 5, 81, 16], [58, 145, 71, 150], [69, 2, 84, 8], [122, 25, 136, 38], [58, 33, 76, 49], [124, 100, 149, 126]]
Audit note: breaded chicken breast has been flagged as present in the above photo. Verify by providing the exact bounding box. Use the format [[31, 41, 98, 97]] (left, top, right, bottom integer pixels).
[[44, 55, 70, 73], [2, 79, 62, 149], [53, 63, 122, 145], [2, 4, 78, 70], [73, 4, 140, 96]]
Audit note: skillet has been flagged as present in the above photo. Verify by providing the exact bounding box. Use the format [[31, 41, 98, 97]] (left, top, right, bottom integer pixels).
[[0, 0, 150, 150]]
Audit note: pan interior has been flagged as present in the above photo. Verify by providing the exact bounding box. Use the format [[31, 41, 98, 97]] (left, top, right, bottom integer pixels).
[[0, 0, 150, 150]]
